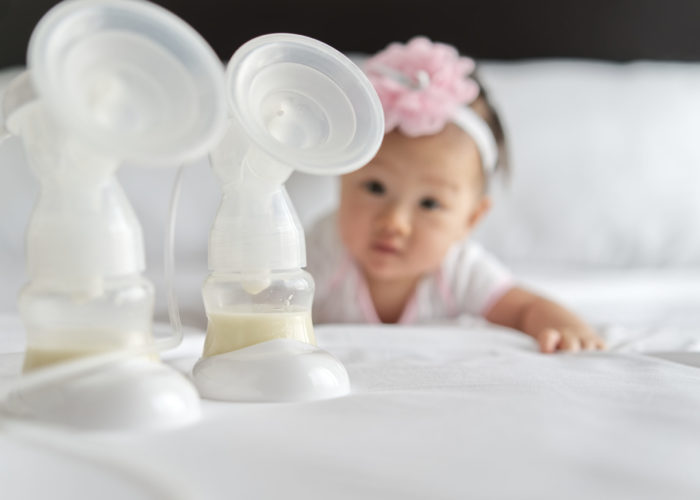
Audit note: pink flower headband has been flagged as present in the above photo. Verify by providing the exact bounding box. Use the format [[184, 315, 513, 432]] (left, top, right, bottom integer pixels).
[[364, 37, 498, 174]]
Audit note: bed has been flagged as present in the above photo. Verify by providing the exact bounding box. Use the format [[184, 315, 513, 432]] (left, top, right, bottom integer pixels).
[[2, 3, 700, 499]]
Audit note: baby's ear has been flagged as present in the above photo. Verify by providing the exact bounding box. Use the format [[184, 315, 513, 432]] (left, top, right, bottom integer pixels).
[[466, 196, 491, 231]]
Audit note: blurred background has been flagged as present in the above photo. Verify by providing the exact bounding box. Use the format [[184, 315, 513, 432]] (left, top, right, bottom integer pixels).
[[2, 0, 700, 329], [2, 0, 700, 64]]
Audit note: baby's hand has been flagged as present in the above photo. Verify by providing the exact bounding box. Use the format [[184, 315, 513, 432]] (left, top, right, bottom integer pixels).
[[535, 327, 606, 353], [486, 287, 608, 354]]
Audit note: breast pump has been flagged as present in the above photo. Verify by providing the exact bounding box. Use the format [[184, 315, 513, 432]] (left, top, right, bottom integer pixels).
[[2, 1, 383, 416], [1, 0, 226, 429], [193, 34, 384, 401]]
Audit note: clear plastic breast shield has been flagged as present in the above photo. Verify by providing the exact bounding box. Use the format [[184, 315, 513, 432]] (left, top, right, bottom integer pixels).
[[194, 34, 384, 402], [2, 0, 226, 430]]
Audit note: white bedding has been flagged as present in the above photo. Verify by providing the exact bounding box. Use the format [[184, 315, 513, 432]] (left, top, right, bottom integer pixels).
[[2, 316, 700, 500]]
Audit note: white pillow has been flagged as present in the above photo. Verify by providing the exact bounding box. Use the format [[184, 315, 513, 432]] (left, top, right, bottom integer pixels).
[[473, 60, 700, 268]]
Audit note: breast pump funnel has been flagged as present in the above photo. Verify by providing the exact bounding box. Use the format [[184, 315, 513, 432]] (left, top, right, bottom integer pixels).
[[27, 0, 226, 166], [2, 0, 227, 430], [196, 34, 384, 402]]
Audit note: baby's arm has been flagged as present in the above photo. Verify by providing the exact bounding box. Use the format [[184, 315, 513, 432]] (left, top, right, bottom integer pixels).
[[485, 286, 606, 353]]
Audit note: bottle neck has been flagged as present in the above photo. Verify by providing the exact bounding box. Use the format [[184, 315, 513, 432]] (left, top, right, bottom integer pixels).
[[27, 175, 146, 295], [208, 182, 306, 273], [208, 119, 305, 273]]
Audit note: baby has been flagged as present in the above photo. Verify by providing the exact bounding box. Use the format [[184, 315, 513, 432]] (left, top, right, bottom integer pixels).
[[306, 37, 605, 353]]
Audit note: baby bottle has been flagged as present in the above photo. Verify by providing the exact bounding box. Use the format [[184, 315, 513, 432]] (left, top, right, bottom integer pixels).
[[202, 140, 317, 355], [7, 73, 156, 372]]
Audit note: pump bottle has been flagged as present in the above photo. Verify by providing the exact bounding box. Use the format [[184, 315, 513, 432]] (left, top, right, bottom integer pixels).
[[193, 34, 384, 402]]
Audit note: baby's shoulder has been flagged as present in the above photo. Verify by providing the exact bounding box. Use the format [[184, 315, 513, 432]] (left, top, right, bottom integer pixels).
[[436, 239, 513, 315], [441, 238, 512, 285], [305, 211, 346, 282], [443, 238, 492, 270]]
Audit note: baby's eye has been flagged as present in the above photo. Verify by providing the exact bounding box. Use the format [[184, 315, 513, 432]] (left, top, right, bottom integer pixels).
[[363, 180, 385, 195], [419, 197, 442, 210]]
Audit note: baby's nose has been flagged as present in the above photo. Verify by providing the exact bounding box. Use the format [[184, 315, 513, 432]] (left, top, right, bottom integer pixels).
[[376, 203, 412, 236]]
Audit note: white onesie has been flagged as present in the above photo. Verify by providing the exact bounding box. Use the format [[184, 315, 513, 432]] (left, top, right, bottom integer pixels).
[[306, 213, 514, 324]]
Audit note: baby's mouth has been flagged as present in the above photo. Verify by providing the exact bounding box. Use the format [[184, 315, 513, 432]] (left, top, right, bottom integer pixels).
[[371, 241, 401, 255]]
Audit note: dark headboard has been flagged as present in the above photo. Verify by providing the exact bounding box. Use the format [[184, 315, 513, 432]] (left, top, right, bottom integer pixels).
[[2, 0, 700, 67]]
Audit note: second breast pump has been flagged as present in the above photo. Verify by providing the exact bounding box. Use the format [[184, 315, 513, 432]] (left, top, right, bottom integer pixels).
[[2, 0, 226, 430], [194, 34, 384, 402]]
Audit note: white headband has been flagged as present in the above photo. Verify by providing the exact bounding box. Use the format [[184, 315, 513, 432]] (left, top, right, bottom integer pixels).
[[451, 106, 499, 175]]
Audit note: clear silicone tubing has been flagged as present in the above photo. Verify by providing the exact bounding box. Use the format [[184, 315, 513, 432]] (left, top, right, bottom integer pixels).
[[0, 165, 186, 400], [163, 164, 185, 350]]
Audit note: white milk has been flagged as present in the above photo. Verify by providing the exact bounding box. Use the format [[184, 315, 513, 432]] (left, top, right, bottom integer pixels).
[[203, 308, 315, 357], [23, 329, 154, 372]]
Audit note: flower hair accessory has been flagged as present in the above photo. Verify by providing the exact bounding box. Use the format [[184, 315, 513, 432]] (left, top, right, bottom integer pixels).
[[364, 37, 498, 174]]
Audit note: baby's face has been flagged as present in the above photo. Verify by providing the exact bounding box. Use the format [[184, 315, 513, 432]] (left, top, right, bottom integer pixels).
[[338, 123, 487, 285]]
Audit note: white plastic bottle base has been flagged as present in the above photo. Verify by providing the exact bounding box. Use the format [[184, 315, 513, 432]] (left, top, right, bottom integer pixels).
[[192, 339, 351, 402], [2, 359, 201, 431]]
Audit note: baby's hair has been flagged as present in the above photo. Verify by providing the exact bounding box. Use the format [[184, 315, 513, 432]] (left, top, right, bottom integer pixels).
[[470, 71, 509, 188]]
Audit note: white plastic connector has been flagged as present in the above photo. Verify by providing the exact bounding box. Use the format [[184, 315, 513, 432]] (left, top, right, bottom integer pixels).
[[208, 33, 384, 275]]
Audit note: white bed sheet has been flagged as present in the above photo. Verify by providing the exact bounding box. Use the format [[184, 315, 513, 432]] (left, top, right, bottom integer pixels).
[[1, 314, 700, 500]]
